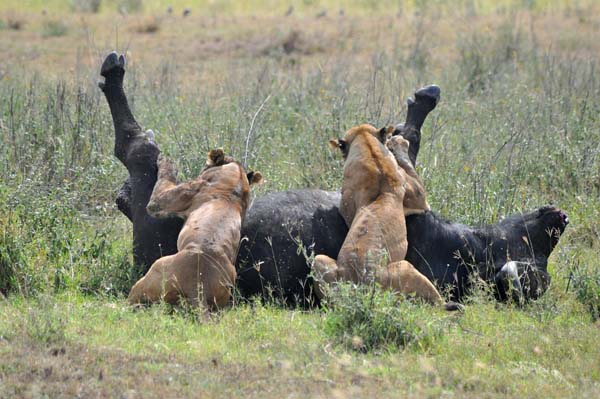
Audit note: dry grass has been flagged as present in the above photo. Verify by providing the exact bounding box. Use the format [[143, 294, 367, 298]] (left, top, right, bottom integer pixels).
[[130, 15, 162, 33], [0, 4, 598, 85]]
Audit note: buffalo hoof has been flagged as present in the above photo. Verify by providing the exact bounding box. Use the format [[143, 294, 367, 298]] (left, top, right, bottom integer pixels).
[[414, 84, 441, 107], [443, 301, 464, 312], [98, 51, 126, 90]]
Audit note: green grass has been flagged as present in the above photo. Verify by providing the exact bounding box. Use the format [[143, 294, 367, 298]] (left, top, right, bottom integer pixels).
[[0, 291, 598, 397], [0, 0, 599, 396], [323, 284, 450, 352]]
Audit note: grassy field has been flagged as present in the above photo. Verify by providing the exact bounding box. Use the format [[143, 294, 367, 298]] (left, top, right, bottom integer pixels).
[[1, 0, 600, 397]]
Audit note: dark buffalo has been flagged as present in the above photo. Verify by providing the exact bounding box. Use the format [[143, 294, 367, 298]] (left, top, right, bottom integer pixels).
[[99, 52, 567, 306], [99, 52, 183, 272], [236, 192, 567, 304]]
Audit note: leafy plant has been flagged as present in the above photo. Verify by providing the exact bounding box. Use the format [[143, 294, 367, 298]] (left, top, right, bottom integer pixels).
[[323, 283, 448, 352], [41, 20, 68, 37], [118, 0, 143, 14], [567, 261, 600, 320], [70, 0, 102, 13]]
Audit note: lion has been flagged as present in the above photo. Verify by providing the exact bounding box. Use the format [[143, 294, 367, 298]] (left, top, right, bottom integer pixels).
[[128, 149, 262, 309], [334, 126, 431, 228], [313, 124, 448, 307]]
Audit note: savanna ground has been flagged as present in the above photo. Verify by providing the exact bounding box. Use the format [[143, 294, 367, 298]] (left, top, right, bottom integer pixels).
[[1, 0, 600, 397]]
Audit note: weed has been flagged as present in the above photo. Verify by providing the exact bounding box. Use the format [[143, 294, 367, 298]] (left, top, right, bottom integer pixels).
[[567, 260, 600, 320], [41, 20, 68, 37], [323, 283, 448, 352], [6, 15, 25, 30], [70, 0, 101, 13], [118, 0, 143, 14], [131, 16, 161, 34]]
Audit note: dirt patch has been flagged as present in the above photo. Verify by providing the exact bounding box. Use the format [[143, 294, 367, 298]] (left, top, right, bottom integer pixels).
[[0, 340, 332, 398]]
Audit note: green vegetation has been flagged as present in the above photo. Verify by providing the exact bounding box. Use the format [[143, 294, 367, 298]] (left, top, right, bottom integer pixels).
[[0, 0, 599, 397], [323, 284, 449, 352], [1, 290, 599, 397], [70, 0, 102, 13], [41, 19, 69, 37]]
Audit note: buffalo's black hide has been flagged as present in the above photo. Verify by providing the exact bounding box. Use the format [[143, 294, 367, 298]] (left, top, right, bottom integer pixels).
[[237, 190, 566, 304]]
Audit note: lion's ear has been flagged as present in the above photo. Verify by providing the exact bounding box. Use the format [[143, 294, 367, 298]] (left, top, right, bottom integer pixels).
[[207, 148, 225, 166], [377, 126, 394, 144], [329, 139, 347, 153], [247, 171, 263, 185]]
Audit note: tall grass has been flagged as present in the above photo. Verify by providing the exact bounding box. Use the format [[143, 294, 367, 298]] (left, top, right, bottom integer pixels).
[[0, 3, 598, 396], [0, 6, 598, 318]]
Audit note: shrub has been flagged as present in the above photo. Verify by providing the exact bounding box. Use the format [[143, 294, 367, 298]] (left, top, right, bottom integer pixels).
[[0, 182, 134, 298], [323, 283, 448, 352], [118, 0, 143, 14], [70, 0, 102, 13], [6, 15, 25, 30], [76, 232, 136, 297], [132, 16, 161, 34], [567, 261, 600, 320], [42, 20, 69, 38], [0, 213, 25, 296]]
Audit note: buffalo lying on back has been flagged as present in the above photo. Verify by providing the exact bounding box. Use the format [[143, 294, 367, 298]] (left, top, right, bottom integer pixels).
[[237, 192, 567, 304], [99, 51, 567, 306]]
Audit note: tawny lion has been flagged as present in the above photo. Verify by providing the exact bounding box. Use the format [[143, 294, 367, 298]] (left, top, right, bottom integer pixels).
[[128, 149, 262, 309], [313, 124, 450, 307]]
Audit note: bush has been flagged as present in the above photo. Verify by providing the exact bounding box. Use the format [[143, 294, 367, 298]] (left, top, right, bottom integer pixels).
[[118, 0, 143, 14], [70, 0, 102, 13], [323, 283, 448, 352], [132, 16, 161, 34], [0, 183, 134, 298], [42, 20, 69, 38], [76, 232, 136, 297], [0, 213, 25, 296], [6, 15, 25, 30], [568, 261, 600, 320]]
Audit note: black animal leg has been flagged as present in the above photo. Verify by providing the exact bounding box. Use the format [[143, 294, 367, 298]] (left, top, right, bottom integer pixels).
[[394, 84, 441, 166], [116, 178, 133, 222], [99, 51, 145, 166]]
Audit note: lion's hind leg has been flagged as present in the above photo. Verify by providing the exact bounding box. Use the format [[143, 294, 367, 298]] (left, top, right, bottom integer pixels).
[[377, 260, 444, 305], [195, 254, 237, 311], [128, 254, 182, 305]]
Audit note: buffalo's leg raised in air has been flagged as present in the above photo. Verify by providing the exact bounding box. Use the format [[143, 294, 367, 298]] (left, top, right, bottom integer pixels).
[[127, 155, 231, 309], [99, 52, 183, 274], [394, 84, 441, 166], [99, 51, 441, 292]]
